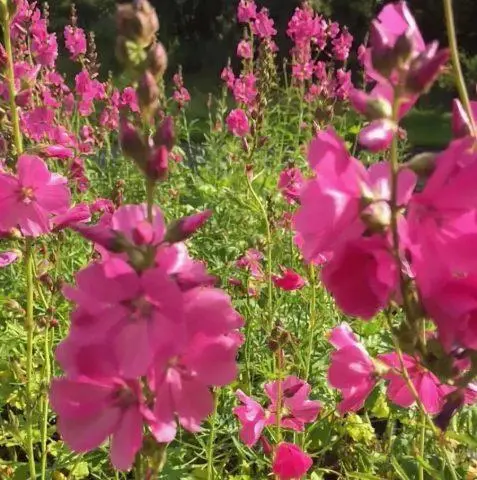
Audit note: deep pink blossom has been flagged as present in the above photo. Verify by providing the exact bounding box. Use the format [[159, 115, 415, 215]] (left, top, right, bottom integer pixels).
[[328, 323, 377, 414], [64, 26, 87, 59], [50, 344, 149, 471], [251, 8, 277, 39], [332, 29, 353, 61], [236, 249, 264, 279], [265, 376, 321, 431], [272, 443, 312, 480], [120, 87, 139, 113], [322, 236, 398, 319], [380, 352, 448, 414], [233, 73, 258, 106], [272, 268, 306, 291], [237, 0, 257, 23], [0, 155, 70, 236], [233, 390, 267, 446], [227, 109, 250, 137], [237, 40, 253, 59]]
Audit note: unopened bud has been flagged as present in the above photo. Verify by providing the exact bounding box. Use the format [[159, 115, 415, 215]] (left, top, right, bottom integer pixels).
[[349, 89, 392, 120], [147, 42, 168, 78], [406, 46, 450, 95], [148, 146, 168, 181], [0, 44, 6, 71], [154, 116, 175, 151], [402, 152, 437, 178], [120, 120, 148, 171], [137, 70, 159, 118], [164, 210, 212, 243], [116, 0, 159, 47]]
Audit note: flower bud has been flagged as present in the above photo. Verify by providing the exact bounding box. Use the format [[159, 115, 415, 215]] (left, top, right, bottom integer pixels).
[[137, 70, 159, 118], [349, 89, 392, 121], [148, 145, 168, 181], [120, 120, 148, 171], [358, 119, 397, 152], [116, 0, 159, 47], [0, 44, 6, 71], [406, 46, 450, 95], [401, 152, 437, 178], [154, 116, 175, 151], [147, 42, 168, 78], [164, 210, 212, 243]]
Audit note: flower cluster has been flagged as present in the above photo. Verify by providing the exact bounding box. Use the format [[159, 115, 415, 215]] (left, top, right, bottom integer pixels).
[[234, 376, 319, 479]]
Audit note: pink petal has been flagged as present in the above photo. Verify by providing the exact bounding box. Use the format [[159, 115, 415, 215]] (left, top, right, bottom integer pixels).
[[110, 407, 143, 471]]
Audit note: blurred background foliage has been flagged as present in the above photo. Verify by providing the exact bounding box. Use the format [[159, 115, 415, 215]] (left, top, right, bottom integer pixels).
[[47, 0, 477, 78]]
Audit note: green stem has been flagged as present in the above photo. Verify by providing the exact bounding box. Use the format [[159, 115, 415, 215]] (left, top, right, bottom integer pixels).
[[245, 172, 273, 332], [146, 179, 156, 223], [134, 453, 143, 480], [2, 14, 23, 155], [206, 389, 220, 480], [275, 349, 284, 444], [304, 265, 317, 382], [25, 238, 36, 480], [443, 0, 477, 136], [40, 325, 51, 480], [2, 12, 36, 478]]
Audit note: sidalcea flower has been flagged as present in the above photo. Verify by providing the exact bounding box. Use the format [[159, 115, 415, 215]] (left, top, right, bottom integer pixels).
[[233, 390, 267, 446], [64, 26, 87, 60], [50, 344, 150, 471], [63, 257, 185, 378], [322, 236, 398, 319], [452, 99, 477, 138], [237, 0, 257, 23], [278, 167, 304, 204], [150, 288, 242, 441], [0, 155, 71, 236], [272, 268, 306, 291], [0, 251, 20, 268], [227, 109, 250, 137], [379, 352, 448, 414], [236, 249, 264, 279], [237, 40, 253, 59], [294, 128, 417, 263], [272, 443, 313, 480], [328, 324, 377, 414], [251, 8, 277, 39], [265, 376, 321, 431]]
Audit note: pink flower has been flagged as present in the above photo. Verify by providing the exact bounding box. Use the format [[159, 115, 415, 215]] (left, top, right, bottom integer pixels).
[[452, 99, 477, 138], [322, 236, 398, 319], [379, 352, 448, 414], [31, 13, 58, 67], [236, 249, 264, 279], [150, 289, 242, 441], [173, 87, 191, 107], [64, 26, 87, 60], [328, 323, 377, 414], [272, 268, 306, 291], [0, 155, 70, 236], [332, 29, 353, 61], [294, 129, 416, 263], [359, 119, 397, 152], [63, 257, 184, 378], [237, 0, 257, 23], [52, 204, 91, 231], [272, 443, 312, 480], [233, 73, 258, 106], [43, 145, 74, 159], [221, 67, 235, 89], [0, 251, 20, 268], [227, 109, 250, 137], [50, 344, 148, 471], [237, 40, 253, 59], [233, 390, 267, 446], [265, 376, 321, 431], [120, 87, 140, 113], [251, 8, 277, 39]]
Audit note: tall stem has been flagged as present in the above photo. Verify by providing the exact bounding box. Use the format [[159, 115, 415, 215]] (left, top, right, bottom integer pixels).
[[206, 389, 220, 480], [2, 13, 36, 479], [443, 0, 477, 136], [304, 265, 317, 382], [40, 326, 51, 480], [245, 173, 273, 332], [146, 178, 155, 223], [25, 238, 37, 480]]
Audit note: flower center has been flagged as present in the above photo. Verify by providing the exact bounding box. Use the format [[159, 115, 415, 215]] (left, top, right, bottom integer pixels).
[[20, 187, 35, 205], [111, 384, 136, 409], [128, 296, 154, 321]]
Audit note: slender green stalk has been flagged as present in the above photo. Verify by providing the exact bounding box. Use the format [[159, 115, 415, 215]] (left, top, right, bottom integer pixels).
[[146, 178, 156, 223], [2, 13, 36, 478], [2, 16, 23, 155], [40, 325, 51, 480], [25, 238, 37, 480], [134, 454, 143, 480], [443, 0, 477, 136], [207, 389, 220, 480], [275, 349, 284, 443], [245, 173, 273, 332], [304, 265, 317, 382]]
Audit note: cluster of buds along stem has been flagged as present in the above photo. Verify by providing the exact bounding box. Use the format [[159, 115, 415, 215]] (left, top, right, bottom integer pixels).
[[116, 0, 167, 121]]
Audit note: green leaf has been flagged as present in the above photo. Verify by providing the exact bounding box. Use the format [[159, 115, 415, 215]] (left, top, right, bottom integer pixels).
[[391, 456, 411, 480], [70, 461, 89, 479]]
